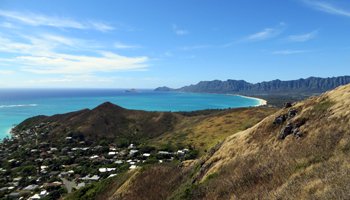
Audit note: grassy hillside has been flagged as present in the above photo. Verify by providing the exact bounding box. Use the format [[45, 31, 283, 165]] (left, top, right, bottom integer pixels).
[[187, 84, 350, 199], [151, 107, 277, 155], [83, 84, 350, 200], [59, 107, 276, 200]]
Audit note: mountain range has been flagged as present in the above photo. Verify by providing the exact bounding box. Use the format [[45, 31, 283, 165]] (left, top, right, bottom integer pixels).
[[155, 76, 350, 95]]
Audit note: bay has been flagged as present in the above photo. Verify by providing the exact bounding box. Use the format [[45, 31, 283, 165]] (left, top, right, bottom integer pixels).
[[0, 89, 262, 139]]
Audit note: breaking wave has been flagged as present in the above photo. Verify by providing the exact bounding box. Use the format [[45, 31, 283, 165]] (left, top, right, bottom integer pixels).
[[0, 104, 38, 108]]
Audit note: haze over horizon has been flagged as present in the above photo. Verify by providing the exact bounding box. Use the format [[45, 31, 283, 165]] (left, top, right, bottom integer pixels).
[[1, 0, 350, 88]]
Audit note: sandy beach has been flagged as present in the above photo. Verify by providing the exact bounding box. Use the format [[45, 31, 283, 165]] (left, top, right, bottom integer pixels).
[[235, 95, 267, 106]]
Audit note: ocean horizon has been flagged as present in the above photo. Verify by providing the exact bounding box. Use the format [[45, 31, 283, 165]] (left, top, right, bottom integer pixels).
[[0, 89, 263, 139]]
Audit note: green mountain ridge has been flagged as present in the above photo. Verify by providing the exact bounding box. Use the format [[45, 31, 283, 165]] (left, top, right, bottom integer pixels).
[[155, 76, 350, 95]]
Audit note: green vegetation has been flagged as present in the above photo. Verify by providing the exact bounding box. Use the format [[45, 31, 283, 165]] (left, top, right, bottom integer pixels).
[[312, 98, 334, 114]]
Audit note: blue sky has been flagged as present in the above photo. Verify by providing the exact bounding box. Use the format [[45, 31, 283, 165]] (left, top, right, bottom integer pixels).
[[0, 0, 350, 88]]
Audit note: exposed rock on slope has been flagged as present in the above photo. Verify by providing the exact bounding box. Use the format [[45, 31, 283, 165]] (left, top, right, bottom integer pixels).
[[191, 84, 350, 199]]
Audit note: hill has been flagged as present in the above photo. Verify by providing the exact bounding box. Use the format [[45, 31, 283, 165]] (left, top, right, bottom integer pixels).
[[13, 102, 276, 154], [7, 84, 350, 199], [4, 102, 275, 200], [96, 83, 350, 200], [13, 102, 181, 145], [185, 83, 350, 199]]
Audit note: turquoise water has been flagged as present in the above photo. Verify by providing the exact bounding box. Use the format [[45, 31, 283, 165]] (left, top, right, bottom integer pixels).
[[0, 89, 261, 139]]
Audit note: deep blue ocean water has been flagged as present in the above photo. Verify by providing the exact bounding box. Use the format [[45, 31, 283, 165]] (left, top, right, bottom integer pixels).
[[0, 89, 261, 139]]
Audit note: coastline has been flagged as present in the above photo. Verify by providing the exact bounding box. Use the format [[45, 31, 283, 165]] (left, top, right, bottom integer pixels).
[[235, 94, 267, 107], [169, 91, 268, 107]]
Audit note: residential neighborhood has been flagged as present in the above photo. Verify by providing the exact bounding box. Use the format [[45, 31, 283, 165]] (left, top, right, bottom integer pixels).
[[0, 122, 197, 199]]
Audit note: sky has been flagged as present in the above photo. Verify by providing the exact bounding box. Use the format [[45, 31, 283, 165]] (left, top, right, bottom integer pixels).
[[0, 0, 350, 88]]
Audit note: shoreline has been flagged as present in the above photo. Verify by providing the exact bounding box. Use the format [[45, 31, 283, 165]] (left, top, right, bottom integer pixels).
[[166, 91, 268, 107], [235, 94, 267, 107]]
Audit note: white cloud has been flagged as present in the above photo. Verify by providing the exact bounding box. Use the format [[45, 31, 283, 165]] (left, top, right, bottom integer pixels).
[[0, 70, 14, 75], [180, 45, 211, 51], [114, 41, 141, 49], [40, 34, 76, 46], [0, 10, 114, 31], [287, 30, 318, 42], [0, 34, 149, 75], [26, 75, 115, 84], [0, 22, 17, 29], [19, 52, 148, 74], [303, 0, 350, 17], [89, 21, 114, 32], [172, 24, 189, 36], [243, 23, 286, 42], [272, 49, 309, 55]]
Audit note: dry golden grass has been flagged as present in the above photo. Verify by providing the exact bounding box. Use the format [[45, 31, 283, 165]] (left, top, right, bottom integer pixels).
[[110, 163, 194, 200], [189, 84, 350, 199], [151, 107, 277, 155]]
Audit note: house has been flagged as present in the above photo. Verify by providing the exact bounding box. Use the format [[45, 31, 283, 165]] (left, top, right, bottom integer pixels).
[[99, 168, 107, 173], [90, 155, 99, 159], [81, 175, 100, 181], [89, 175, 100, 181], [108, 174, 117, 178], [115, 160, 123, 164], [177, 150, 185, 155], [28, 194, 41, 200], [30, 149, 38, 153], [99, 168, 116, 173], [158, 151, 171, 155], [44, 182, 62, 189], [50, 147, 58, 151], [142, 153, 151, 157], [108, 151, 117, 156], [129, 165, 137, 170], [23, 184, 39, 191], [129, 149, 139, 156], [13, 177, 22, 182], [39, 190, 47, 196], [109, 147, 117, 151]]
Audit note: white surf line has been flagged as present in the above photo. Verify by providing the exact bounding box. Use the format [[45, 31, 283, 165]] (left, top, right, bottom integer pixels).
[[0, 104, 38, 108], [235, 95, 267, 106]]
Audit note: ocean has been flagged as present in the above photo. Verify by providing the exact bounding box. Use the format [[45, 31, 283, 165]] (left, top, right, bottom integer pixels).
[[0, 89, 262, 139]]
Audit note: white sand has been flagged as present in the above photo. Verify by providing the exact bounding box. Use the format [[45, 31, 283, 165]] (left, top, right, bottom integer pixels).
[[235, 95, 267, 107]]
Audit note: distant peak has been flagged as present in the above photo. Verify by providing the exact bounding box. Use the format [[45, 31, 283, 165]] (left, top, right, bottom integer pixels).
[[94, 102, 125, 110], [154, 86, 174, 91]]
